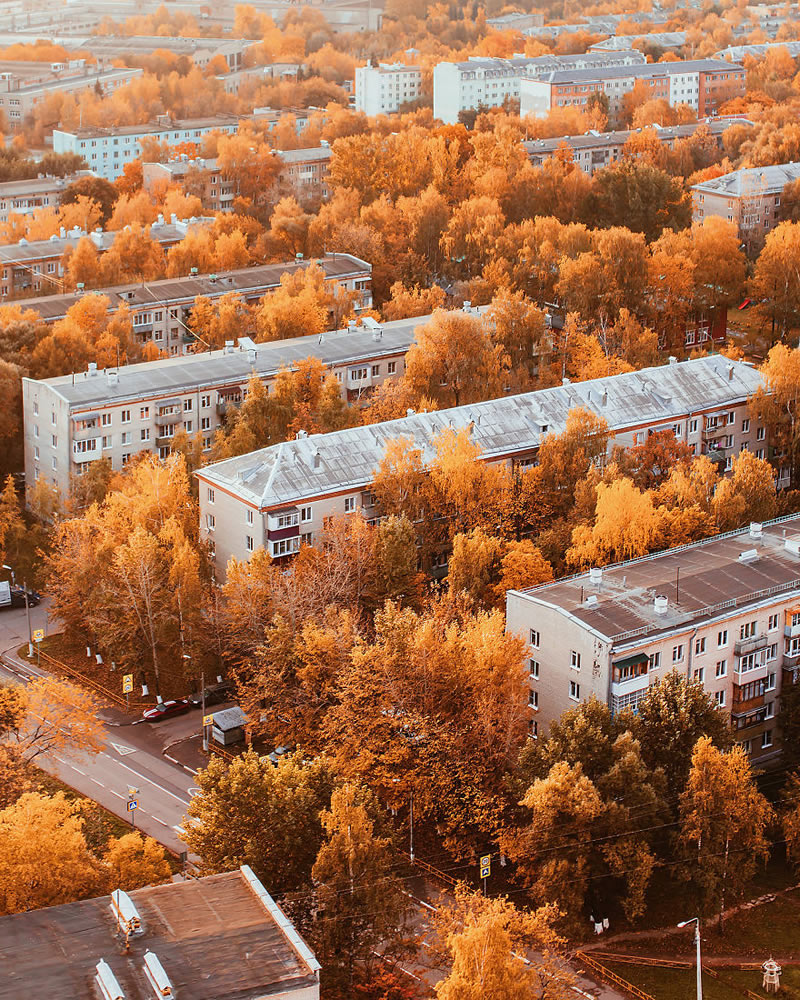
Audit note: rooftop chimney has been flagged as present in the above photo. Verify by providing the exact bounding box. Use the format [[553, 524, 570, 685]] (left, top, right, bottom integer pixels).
[[750, 521, 762, 540], [462, 299, 472, 312], [654, 594, 668, 615], [95, 959, 125, 1000], [589, 567, 602, 587], [224, 340, 234, 354], [313, 450, 321, 469], [143, 952, 174, 999], [669, 355, 677, 365], [728, 364, 734, 381], [296, 429, 308, 439], [88, 362, 98, 376], [247, 348, 257, 365], [107, 370, 119, 387]]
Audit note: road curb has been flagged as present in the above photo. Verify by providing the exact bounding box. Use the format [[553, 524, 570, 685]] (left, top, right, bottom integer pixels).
[[163, 753, 198, 775]]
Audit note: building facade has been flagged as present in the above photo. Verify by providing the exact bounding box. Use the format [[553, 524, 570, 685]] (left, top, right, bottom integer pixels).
[[520, 59, 745, 121], [355, 61, 423, 115], [14, 253, 372, 354], [0, 171, 93, 222], [506, 516, 800, 762], [432, 51, 646, 124], [52, 115, 244, 182], [692, 162, 800, 248], [0, 214, 213, 300], [195, 355, 766, 578], [22, 308, 423, 497]]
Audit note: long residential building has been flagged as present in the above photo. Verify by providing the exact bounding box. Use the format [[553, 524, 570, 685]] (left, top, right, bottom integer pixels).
[[355, 60, 423, 115], [195, 355, 768, 576], [506, 515, 800, 761], [520, 58, 745, 121], [432, 50, 646, 124], [522, 118, 749, 177], [0, 214, 214, 301], [22, 307, 433, 497], [15, 253, 372, 354], [0, 170, 94, 222], [692, 162, 800, 248]]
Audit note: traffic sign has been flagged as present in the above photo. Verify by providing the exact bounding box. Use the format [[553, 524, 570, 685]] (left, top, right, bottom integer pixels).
[[122, 674, 133, 694], [203, 713, 214, 727], [480, 864, 490, 878], [32, 628, 44, 643], [480, 854, 491, 879], [126, 799, 138, 811]]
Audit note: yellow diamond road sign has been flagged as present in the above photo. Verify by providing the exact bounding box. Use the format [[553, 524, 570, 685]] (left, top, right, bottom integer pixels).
[[32, 628, 44, 643], [122, 674, 133, 694], [480, 854, 491, 868]]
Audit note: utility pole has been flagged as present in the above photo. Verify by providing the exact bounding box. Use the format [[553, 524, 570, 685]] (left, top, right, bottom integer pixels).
[[678, 917, 703, 1000]]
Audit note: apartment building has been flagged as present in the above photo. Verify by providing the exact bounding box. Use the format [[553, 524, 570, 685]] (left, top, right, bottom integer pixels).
[[0, 215, 213, 300], [520, 59, 745, 121], [355, 61, 423, 115], [77, 34, 251, 72], [0, 866, 320, 1000], [692, 162, 800, 249], [52, 115, 245, 182], [432, 51, 646, 124], [22, 308, 425, 497], [0, 60, 141, 128], [522, 118, 748, 177], [276, 146, 332, 199], [506, 515, 800, 761], [717, 40, 800, 61], [195, 355, 766, 577], [0, 171, 93, 222], [590, 32, 688, 52], [486, 11, 545, 30]]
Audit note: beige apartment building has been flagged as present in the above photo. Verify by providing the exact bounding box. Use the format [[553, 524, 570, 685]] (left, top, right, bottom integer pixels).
[[692, 162, 800, 249], [16, 253, 372, 356], [22, 309, 429, 498], [196, 355, 767, 577], [506, 516, 800, 762]]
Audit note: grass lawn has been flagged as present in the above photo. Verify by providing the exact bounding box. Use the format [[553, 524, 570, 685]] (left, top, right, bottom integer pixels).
[[603, 962, 800, 1000]]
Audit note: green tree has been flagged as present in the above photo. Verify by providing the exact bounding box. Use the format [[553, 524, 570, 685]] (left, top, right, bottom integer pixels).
[[678, 738, 772, 929], [310, 784, 411, 993], [184, 750, 334, 893], [586, 159, 690, 242]]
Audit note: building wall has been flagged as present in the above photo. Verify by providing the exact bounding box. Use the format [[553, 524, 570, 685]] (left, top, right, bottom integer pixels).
[[355, 63, 422, 116]]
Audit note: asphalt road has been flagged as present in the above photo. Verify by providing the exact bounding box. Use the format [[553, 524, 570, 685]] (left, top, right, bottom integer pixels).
[[0, 600, 198, 854]]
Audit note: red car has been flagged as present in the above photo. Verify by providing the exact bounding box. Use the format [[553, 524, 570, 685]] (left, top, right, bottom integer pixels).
[[141, 699, 190, 722]]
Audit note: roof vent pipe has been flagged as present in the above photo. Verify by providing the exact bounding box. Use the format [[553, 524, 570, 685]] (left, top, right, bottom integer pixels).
[[750, 522, 762, 540], [95, 959, 125, 1000], [589, 567, 602, 587], [143, 951, 174, 998], [654, 594, 668, 615]]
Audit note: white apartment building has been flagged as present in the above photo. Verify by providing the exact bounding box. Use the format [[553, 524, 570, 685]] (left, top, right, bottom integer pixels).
[[52, 115, 244, 182], [15, 253, 372, 355], [432, 51, 646, 124], [0, 171, 93, 222], [22, 311, 430, 498], [506, 516, 800, 762], [354, 61, 423, 116], [196, 355, 766, 577]]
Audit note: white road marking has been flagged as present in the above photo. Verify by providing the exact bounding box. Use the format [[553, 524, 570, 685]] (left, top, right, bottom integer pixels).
[[91, 778, 104, 788], [152, 816, 171, 827], [188, 787, 201, 797], [109, 742, 136, 756], [109, 790, 124, 799], [71, 766, 86, 776], [99, 755, 191, 806]]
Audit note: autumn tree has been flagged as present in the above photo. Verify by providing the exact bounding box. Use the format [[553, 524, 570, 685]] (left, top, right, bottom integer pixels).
[[310, 784, 411, 994], [711, 449, 776, 531], [102, 832, 172, 891], [751, 221, 800, 338], [678, 738, 772, 929], [0, 677, 105, 763], [567, 478, 662, 568], [781, 772, 800, 873], [185, 750, 334, 893], [587, 159, 691, 241], [751, 343, 800, 487]]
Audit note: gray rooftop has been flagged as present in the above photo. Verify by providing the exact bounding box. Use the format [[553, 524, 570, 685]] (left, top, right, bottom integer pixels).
[[692, 161, 800, 198], [13, 253, 369, 323], [717, 41, 800, 60], [515, 515, 800, 647], [56, 114, 244, 140], [198, 355, 764, 511], [277, 146, 332, 164], [522, 117, 749, 156], [31, 310, 426, 408], [534, 58, 742, 84], [591, 31, 688, 49], [0, 867, 319, 1000]]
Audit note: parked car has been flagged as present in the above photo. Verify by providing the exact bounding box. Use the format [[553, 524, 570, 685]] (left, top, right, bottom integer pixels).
[[266, 745, 295, 766], [141, 699, 191, 722], [0, 581, 40, 610], [188, 682, 233, 708]]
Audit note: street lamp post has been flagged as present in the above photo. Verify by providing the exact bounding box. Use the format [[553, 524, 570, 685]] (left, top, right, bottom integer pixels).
[[678, 917, 703, 1000], [3, 563, 32, 656], [185, 653, 208, 751]]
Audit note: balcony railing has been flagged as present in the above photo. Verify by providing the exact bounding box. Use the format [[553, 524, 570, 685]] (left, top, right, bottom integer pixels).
[[734, 633, 769, 657]]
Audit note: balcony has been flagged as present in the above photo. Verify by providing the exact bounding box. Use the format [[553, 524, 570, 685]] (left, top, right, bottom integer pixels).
[[784, 651, 800, 669], [156, 435, 176, 448], [732, 690, 765, 715], [734, 633, 769, 657], [610, 673, 649, 698], [785, 623, 800, 639], [216, 398, 241, 417]]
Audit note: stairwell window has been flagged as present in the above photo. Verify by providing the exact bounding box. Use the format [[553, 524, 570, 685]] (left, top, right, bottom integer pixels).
[[529, 629, 540, 648], [569, 680, 580, 702], [571, 651, 581, 670]]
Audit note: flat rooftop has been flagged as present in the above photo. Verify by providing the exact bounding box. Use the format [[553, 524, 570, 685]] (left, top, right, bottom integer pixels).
[[518, 515, 800, 645], [692, 161, 800, 198], [0, 868, 319, 999]]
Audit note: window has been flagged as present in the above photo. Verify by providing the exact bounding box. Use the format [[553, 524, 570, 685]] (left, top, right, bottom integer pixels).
[[717, 630, 728, 647], [765, 701, 774, 719], [139, 406, 149, 419], [207, 488, 215, 503], [301, 531, 312, 545], [272, 537, 301, 557], [529, 690, 538, 710], [372, 365, 380, 377], [206, 513, 216, 531], [201, 395, 211, 408], [121, 431, 131, 445], [728, 411, 735, 425], [742, 418, 750, 433], [246, 509, 253, 525], [122, 453, 131, 465], [33, 446, 39, 459], [102, 435, 111, 449], [569, 680, 580, 701], [387, 361, 396, 375], [529, 629, 540, 648], [649, 651, 661, 669], [101, 412, 112, 426], [693, 667, 705, 683], [689, 418, 698, 433], [757, 426, 765, 441], [695, 637, 706, 654], [766, 672, 776, 691], [201, 417, 210, 430], [769, 613, 779, 630], [715, 690, 726, 707], [246, 535, 254, 552], [672, 644, 684, 662], [33, 401, 38, 416], [739, 621, 757, 640], [344, 497, 356, 513], [121, 409, 131, 423], [183, 399, 193, 411], [715, 659, 727, 678], [140, 428, 150, 442], [766, 643, 777, 662], [529, 719, 538, 739], [51, 411, 56, 425], [185, 421, 193, 433], [301, 506, 312, 522], [51, 434, 57, 447], [571, 650, 581, 670], [529, 659, 539, 679], [761, 730, 773, 749]]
